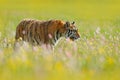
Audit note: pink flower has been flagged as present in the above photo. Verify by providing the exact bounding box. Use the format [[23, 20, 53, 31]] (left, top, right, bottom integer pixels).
[[65, 51, 72, 58], [48, 34, 52, 39]]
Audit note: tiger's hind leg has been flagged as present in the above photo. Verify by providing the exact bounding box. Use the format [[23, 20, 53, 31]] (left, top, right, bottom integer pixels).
[[14, 38, 24, 51]]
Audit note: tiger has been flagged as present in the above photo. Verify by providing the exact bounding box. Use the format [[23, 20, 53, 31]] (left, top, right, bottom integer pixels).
[[15, 19, 80, 48]]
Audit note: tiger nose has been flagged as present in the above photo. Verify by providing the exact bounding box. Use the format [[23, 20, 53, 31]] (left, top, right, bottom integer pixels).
[[77, 34, 80, 39]]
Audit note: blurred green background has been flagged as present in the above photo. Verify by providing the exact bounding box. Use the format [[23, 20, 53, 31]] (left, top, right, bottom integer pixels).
[[0, 0, 120, 19]]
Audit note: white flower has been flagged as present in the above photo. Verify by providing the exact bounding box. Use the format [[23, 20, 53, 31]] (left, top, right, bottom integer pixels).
[[95, 27, 100, 34]]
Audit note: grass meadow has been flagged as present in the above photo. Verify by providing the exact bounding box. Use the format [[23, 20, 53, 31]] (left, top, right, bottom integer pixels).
[[0, 0, 120, 80]]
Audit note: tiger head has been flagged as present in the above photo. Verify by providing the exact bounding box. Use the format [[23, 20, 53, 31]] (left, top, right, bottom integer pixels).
[[63, 21, 80, 41]]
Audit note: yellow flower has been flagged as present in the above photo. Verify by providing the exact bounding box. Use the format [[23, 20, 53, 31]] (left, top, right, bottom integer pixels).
[[17, 37, 22, 41], [8, 58, 17, 71], [55, 61, 64, 72], [89, 41, 93, 45], [107, 57, 114, 65]]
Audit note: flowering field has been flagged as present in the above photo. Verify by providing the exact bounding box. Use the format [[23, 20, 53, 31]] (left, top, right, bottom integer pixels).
[[0, 0, 120, 80]]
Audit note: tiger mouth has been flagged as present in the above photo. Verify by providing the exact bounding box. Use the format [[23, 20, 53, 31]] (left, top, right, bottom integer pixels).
[[70, 36, 78, 41]]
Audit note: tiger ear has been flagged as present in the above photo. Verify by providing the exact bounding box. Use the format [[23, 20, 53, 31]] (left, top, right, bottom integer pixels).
[[64, 21, 70, 28], [72, 21, 75, 25]]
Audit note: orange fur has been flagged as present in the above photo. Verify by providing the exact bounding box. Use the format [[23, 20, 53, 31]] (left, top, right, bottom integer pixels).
[[15, 19, 80, 46]]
